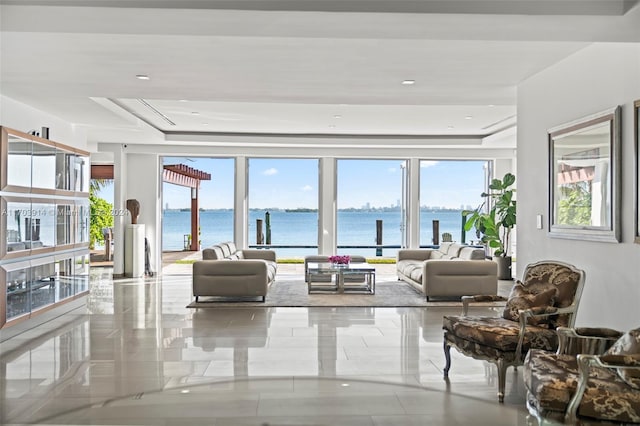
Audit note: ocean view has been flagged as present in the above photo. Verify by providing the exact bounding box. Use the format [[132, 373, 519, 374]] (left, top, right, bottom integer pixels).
[[162, 209, 470, 258]]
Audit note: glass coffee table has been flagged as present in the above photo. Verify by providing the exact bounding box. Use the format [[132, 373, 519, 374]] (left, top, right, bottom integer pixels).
[[306, 262, 375, 294]]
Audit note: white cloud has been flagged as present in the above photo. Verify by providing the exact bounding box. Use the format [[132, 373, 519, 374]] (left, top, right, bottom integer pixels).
[[301, 185, 313, 192], [387, 167, 397, 173], [420, 161, 439, 168], [263, 168, 278, 176]]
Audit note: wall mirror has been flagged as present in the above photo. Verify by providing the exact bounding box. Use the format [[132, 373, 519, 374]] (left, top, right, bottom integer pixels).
[[635, 100, 640, 244], [548, 106, 621, 242]]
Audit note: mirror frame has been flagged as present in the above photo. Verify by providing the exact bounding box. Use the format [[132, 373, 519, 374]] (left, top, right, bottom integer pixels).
[[548, 106, 621, 243], [635, 100, 640, 244]]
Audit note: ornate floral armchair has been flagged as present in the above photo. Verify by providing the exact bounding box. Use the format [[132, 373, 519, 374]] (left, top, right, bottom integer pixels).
[[442, 260, 585, 402], [524, 326, 640, 424]]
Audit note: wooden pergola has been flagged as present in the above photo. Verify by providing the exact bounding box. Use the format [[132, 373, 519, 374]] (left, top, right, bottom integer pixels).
[[91, 163, 212, 251], [163, 164, 212, 251]]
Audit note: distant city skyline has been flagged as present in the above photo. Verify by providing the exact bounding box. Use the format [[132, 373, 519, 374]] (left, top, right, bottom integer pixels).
[[162, 205, 473, 212], [95, 158, 487, 210]]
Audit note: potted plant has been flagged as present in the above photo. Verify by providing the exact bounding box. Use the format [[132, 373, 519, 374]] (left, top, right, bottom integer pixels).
[[463, 173, 516, 280]]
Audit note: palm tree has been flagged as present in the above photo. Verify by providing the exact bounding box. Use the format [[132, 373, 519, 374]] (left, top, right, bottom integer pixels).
[[90, 178, 110, 195]]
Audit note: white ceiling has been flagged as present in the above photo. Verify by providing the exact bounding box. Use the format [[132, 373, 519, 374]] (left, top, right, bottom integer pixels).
[[1, 1, 639, 145]]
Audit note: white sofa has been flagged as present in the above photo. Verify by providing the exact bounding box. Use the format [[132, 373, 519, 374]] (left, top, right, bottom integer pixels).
[[192, 241, 277, 302], [396, 242, 497, 300]]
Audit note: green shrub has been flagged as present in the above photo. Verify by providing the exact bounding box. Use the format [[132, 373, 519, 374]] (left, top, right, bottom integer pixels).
[[89, 194, 114, 249]]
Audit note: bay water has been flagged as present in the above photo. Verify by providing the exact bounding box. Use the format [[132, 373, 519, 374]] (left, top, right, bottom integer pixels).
[[163, 209, 472, 258]]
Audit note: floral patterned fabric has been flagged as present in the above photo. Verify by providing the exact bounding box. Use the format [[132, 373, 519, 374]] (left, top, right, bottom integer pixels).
[[468, 295, 507, 302], [521, 262, 581, 328], [605, 328, 640, 390], [524, 348, 640, 423], [502, 283, 556, 326], [443, 316, 558, 354]]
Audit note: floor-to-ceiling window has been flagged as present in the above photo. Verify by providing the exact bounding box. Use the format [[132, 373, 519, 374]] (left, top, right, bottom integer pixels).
[[162, 157, 234, 251], [158, 156, 492, 254], [419, 160, 488, 246], [336, 159, 404, 258], [248, 158, 318, 258]]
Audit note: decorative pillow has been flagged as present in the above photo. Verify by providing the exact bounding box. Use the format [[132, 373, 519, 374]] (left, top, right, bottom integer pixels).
[[226, 241, 237, 254], [430, 251, 445, 259], [203, 246, 224, 260], [604, 328, 640, 389], [458, 247, 485, 260], [502, 282, 556, 326]]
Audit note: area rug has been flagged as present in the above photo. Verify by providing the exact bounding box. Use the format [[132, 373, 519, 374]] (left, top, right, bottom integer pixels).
[[186, 279, 506, 308]]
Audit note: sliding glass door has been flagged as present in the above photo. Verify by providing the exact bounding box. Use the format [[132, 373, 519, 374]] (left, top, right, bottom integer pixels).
[[248, 158, 319, 258]]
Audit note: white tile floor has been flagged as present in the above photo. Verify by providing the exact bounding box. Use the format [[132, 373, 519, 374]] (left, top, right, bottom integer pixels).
[[1, 265, 540, 425]]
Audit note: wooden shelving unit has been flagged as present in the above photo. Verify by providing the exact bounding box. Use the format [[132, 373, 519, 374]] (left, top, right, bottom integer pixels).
[[0, 126, 90, 328]]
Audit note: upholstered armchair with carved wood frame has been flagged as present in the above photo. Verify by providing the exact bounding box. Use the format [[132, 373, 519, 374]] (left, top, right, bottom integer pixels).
[[525, 326, 640, 424], [442, 260, 586, 402]]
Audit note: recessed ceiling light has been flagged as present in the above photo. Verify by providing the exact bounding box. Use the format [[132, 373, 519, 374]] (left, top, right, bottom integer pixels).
[[179, 99, 188, 102], [447, 126, 454, 129], [334, 115, 342, 119], [202, 123, 208, 126], [488, 104, 495, 107], [135, 75, 150, 80], [328, 124, 336, 128], [191, 112, 199, 115], [401, 80, 415, 85], [465, 116, 473, 120]]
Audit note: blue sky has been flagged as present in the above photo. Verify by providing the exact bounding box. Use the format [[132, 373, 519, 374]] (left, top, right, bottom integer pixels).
[[95, 158, 487, 210]]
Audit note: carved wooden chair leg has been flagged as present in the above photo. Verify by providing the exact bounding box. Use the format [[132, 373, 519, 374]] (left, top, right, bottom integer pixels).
[[443, 340, 452, 377], [496, 359, 507, 403]]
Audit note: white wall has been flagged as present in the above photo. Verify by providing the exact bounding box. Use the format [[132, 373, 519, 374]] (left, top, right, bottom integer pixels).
[[517, 42, 640, 330], [0, 95, 88, 150]]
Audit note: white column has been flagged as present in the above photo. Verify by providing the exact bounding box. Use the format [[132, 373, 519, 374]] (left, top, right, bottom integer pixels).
[[234, 156, 249, 250], [112, 145, 127, 277], [124, 224, 145, 277], [318, 158, 337, 255], [407, 158, 421, 249], [125, 154, 161, 275], [494, 158, 514, 183]]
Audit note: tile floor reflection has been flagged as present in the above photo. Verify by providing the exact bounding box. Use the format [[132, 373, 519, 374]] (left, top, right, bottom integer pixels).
[[1, 268, 537, 425]]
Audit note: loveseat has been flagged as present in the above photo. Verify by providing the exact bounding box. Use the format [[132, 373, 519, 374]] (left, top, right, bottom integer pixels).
[[192, 241, 277, 302], [396, 242, 497, 300]]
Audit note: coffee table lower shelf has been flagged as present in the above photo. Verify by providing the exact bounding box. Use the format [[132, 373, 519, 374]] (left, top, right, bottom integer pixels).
[[306, 262, 376, 295]]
